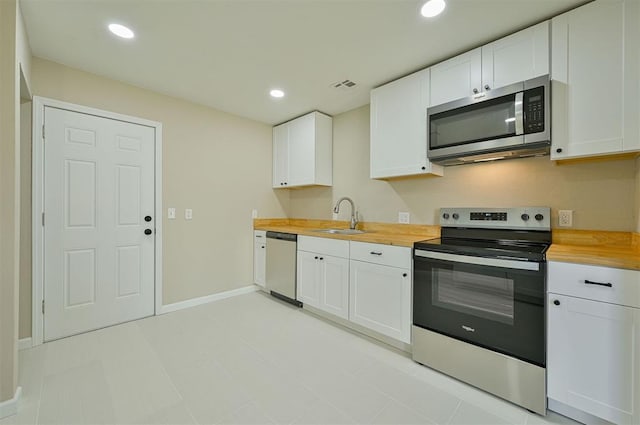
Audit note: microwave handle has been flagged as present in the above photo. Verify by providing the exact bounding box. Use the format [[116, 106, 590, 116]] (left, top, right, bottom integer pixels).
[[515, 92, 524, 135]]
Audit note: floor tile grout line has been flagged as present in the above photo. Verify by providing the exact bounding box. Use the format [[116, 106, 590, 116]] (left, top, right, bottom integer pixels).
[[445, 399, 462, 425], [135, 320, 200, 425]]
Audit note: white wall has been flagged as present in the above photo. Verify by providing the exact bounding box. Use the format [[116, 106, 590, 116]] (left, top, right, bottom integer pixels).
[[290, 105, 637, 231]]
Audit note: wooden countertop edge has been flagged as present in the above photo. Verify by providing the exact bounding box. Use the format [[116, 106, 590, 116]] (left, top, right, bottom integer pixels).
[[253, 219, 439, 248], [255, 219, 640, 268]]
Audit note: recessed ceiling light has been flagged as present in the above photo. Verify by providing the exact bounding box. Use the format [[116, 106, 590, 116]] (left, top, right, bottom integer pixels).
[[270, 89, 285, 98], [108, 23, 135, 39], [420, 0, 446, 18]]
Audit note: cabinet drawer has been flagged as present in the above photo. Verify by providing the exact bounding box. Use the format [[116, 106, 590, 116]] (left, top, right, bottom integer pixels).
[[350, 241, 411, 269], [254, 230, 266, 239], [548, 261, 640, 308], [298, 235, 349, 258]]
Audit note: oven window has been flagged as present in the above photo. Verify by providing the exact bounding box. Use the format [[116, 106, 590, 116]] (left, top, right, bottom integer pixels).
[[432, 269, 514, 325]]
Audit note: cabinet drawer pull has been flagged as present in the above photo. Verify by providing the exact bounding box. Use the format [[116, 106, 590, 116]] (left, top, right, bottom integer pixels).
[[584, 279, 613, 288], [370, 251, 383, 256]]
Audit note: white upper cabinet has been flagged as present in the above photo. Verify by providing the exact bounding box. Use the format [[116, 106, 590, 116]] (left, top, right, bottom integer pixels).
[[370, 68, 443, 179], [482, 21, 549, 91], [272, 111, 333, 188], [551, 0, 640, 160], [429, 22, 549, 107], [430, 48, 482, 107]]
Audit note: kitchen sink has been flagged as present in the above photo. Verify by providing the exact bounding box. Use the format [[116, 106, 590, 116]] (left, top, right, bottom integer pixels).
[[313, 228, 366, 235]]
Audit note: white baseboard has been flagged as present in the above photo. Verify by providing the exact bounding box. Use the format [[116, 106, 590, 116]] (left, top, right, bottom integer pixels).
[[18, 338, 32, 351], [0, 387, 21, 420], [159, 285, 260, 314]]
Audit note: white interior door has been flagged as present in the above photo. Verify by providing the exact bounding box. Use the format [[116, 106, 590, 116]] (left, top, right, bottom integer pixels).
[[43, 106, 156, 341]]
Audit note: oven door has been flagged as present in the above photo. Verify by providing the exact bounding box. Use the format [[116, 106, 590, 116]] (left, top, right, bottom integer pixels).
[[413, 250, 545, 367]]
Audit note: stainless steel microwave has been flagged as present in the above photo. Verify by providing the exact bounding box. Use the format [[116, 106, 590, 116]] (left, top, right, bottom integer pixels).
[[427, 75, 550, 166]]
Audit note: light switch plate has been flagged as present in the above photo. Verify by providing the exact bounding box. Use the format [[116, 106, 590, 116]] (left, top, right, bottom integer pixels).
[[185, 209, 193, 220], [168, 208, 176, 220], [398, 212, 410, 224]]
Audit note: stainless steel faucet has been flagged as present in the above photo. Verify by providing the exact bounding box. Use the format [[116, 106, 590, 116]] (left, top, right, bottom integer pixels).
[[333, 197, 358, 230]]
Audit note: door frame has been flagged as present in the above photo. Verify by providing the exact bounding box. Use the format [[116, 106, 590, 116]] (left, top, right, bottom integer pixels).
[[31, 96, 163, 346]]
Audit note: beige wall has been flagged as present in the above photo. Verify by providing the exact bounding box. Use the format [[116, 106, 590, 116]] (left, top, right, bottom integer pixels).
[[290, 105, 637, 231], [28, 58, 289, 318], [0, 0, 20, 404]]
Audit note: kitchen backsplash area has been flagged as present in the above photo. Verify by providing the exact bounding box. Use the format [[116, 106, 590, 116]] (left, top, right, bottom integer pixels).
[[288, 105, 637, 231]]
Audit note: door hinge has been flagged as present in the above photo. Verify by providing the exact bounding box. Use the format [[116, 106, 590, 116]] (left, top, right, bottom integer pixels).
[[42, 212, 44, 226], [42, 300, 45, 315], [42, 124, 45, 140]]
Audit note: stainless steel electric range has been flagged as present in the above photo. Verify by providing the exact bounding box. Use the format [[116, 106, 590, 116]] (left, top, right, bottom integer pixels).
[[412, 207, 551, 415]]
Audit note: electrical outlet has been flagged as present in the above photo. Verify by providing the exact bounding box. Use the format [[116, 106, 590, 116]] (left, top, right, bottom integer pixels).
[[167, 208, 176, 220], [398, 212, 410, 224], [185, 209, 193, 220], [252, 209, 258, 219], [558, 210, 573, 227]]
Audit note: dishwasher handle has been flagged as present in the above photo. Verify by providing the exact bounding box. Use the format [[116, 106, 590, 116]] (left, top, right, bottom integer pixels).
[[266, 231, 298, 242]]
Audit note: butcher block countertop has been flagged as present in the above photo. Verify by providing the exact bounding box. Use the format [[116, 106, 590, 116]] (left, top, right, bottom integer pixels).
[[253, 218, 440, 248], [548, 229, 640, 271], [255, 219, 640, 270]]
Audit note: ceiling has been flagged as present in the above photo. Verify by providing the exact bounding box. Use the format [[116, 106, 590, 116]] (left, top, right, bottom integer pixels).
[[20, 0, 589, 125]]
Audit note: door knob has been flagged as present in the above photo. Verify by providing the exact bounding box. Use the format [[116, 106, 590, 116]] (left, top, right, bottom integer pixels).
[[144, 229, 153, 235], [144, 215, 152, 222]]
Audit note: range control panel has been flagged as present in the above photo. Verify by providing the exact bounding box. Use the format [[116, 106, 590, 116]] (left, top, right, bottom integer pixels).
[[440, 207, 551, 230]]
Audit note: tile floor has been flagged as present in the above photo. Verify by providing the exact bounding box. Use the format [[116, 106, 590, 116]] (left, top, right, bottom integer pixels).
[[2, 292, 580, 425]]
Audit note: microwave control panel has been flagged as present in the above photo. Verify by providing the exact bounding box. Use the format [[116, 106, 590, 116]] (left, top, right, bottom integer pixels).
[[524, 86, 545, 134]]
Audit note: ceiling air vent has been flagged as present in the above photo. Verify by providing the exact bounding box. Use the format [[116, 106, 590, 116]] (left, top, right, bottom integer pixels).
[[331, 79, 357, 90]]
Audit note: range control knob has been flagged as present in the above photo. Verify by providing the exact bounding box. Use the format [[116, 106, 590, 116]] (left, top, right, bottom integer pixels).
[[535, 214, 544, 221], [452, 213, 459, 220], [521, 213, 530, 221], [442, 213, 450, 220]]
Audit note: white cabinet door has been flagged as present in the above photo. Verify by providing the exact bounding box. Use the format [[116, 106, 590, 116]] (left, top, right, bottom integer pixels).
[[349, 260, 411, 343], [272, 111, 333, 188], [287, 113, 315, 186], [318, 255, 350, 320], [548, 293, 639, 424], [429, 48, 482, 107], [481, 21, 549, 91], [272, 124, 289, 188], [297, 250, 320, 307], [370, 68, 443, 179], [254, 231, 266, 287], [551, 0, 639, 160]]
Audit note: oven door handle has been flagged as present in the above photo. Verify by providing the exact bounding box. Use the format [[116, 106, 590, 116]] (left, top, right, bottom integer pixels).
[[414, 250, 539, 271]]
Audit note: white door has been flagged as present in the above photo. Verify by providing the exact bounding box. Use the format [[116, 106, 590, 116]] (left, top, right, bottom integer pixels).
[[44, 106, 156, 341], [429, 48, 482, 107], [370, 68, 433, 179], [296, 250, 320, 307], [547, 294, 638, 425], [349, 260, 411, 343], [318, 255, 349, 320]]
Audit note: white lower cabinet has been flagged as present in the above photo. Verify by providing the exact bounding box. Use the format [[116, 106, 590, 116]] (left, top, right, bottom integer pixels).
[[349, 261, 411, 343], [253, 231, 266, 287], [296, 237, 350, 320], [296, 236, 412, 344], [349, 242, 411, 344], [547, 261, 640, 425]]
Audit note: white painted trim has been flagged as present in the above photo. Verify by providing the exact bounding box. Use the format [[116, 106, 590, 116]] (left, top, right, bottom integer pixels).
[[0, 387, 22, 420], [31, 96, 163, 346], [159, 285, 260, 314], [18, 338, 32, 351]]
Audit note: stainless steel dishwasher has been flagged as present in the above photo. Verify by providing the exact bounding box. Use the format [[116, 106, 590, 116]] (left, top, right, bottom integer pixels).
[[265, 231, 301, 307]]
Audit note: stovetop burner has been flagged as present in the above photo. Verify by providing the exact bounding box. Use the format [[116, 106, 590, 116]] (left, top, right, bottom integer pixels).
[[415, 207, 552, 262]]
